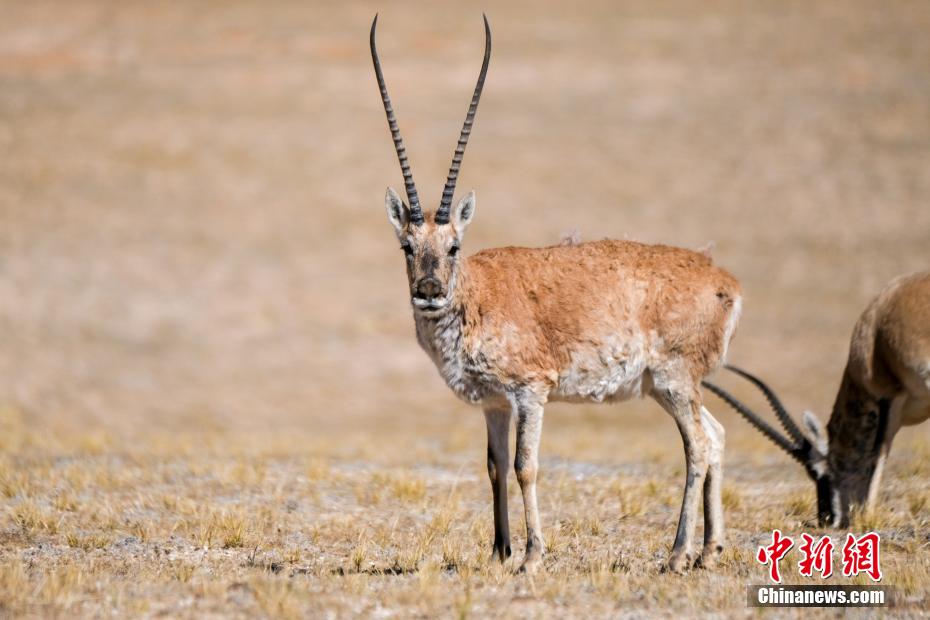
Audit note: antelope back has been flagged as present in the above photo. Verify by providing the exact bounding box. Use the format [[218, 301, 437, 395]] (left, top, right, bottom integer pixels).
[[844, 271, 930, 398], [456, 240, 742, 387]]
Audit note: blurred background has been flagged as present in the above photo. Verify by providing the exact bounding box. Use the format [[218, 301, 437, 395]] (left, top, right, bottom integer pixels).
[[1, 0, 929, 461]]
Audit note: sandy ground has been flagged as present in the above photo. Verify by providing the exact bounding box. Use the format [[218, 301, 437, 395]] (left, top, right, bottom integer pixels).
[[1, 0, 929, 617]]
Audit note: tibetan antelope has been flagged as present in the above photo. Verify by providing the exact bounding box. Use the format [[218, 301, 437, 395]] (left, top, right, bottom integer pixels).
[[370, 14, 742, 573], [704, 270, 930, 527]]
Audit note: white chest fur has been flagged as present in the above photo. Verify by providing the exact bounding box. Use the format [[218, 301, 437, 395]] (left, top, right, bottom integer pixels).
[[414, 309, 495, 404]]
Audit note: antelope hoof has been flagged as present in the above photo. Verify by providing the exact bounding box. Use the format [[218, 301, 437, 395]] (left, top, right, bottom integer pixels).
[[490, 545, 512, 563], [667, 551, 693, 574], [696, 544, 723, 569], [517, 550, 544, 574]]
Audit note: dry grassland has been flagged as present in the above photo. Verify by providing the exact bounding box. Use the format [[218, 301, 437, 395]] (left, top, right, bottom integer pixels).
[[1, 0, 929, 617]]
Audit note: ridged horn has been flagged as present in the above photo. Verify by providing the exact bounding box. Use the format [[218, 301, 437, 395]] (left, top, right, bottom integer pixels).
[[370, 14, 423, 225], [723, 364, 808, 447], [435, 14, 491, 225], [702, 380, 806, 464]]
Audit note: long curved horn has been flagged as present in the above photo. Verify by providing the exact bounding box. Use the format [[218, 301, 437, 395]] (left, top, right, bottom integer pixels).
[[435, 14, 491, 225], [723, 364, 809, 447], [370, 14, 424, 225], [702, 381, 806, 465]]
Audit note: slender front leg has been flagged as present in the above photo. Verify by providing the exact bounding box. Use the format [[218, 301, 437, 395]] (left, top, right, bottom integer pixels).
[[511, 392, 546, 573], [653, 388, 710, 574], [699, 405, 725, 568], [484, 406, 512, 562], [865, 398, 902, 511]]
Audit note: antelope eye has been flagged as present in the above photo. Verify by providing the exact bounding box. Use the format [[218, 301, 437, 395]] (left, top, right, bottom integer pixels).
[[449, 243, 460, 257], [400, 243, 414, 257]]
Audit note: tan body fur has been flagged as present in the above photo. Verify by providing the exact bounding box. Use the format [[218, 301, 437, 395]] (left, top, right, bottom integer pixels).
[[422, 240, 740, 402]]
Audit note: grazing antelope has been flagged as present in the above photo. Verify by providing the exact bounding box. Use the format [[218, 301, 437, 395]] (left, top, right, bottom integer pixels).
[[370, 14, 742, 573], [704, 270, 930, 527]]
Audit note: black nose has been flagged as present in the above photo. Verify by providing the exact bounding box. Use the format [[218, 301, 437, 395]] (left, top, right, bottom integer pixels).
[[416, 277, 443, 298]]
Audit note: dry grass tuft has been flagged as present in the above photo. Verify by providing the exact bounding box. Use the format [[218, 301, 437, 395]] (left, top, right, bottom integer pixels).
[[65, 530, 111, 551], [374, 471, 427, 503], [722, 485, 743, 511], [10, 500, 60, 537], [849, 503, 902, 532]]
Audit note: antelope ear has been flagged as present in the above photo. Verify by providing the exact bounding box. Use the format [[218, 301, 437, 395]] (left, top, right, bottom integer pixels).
[[385, 187, 409, 237], [452, 190, 476, 236], [803, 410, 828, 454]]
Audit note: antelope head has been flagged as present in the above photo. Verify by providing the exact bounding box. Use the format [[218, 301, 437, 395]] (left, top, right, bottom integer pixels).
[[370, 14, 490, 317], [702, 365, 843, 526]]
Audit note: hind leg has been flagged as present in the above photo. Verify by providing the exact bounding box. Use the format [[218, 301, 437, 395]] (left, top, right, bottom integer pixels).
[[698, 406, 725, 568]]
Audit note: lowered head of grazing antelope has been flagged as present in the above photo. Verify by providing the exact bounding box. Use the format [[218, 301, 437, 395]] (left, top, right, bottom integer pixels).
[[704, 271, 930, 528], [702, 366, 836, 525], [371, 13, 488, 318], [371, 14, 744, 574]]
